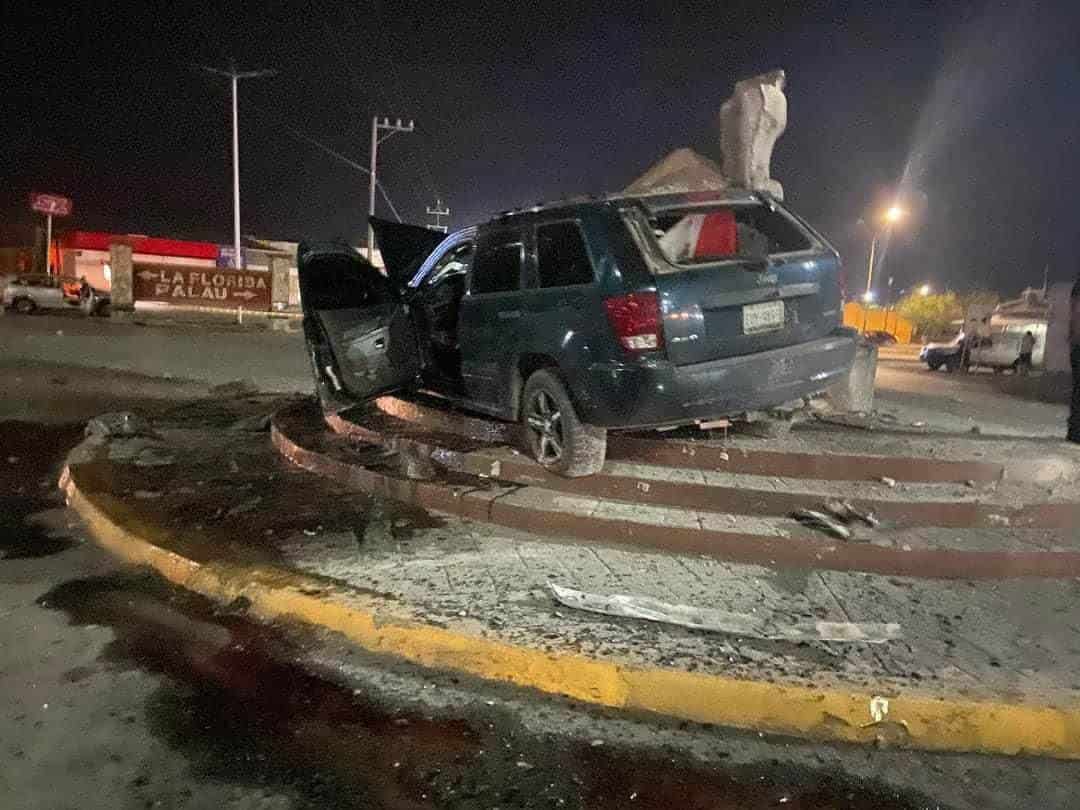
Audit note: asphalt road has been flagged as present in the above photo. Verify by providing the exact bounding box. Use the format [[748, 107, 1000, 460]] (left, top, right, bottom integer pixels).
[[875, 357, 1069, 438], [2, 313, 1068, 440], [0, 311, 310, 393]]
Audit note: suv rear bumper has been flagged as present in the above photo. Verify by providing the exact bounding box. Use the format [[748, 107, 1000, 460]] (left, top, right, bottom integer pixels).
[[577, 331, 857, 429]]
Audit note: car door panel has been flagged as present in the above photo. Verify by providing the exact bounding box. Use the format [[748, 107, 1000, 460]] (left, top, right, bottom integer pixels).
[[458, 232, 527, 415], [297, 241, 421, 401], [317, 304, 419, 398]]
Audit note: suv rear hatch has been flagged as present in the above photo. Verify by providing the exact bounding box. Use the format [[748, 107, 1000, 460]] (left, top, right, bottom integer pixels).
[[624, 194, 842, 366]]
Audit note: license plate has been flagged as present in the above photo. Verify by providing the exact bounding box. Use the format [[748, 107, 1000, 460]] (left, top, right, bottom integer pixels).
[[742, 300, 785, 334]]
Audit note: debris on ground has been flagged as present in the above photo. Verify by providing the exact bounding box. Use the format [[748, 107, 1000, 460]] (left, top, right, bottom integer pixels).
[[228, 411, 273, 432], [548, 583, 901, 643], [210, 379, 260, 398], [878, 476, 897, 488], [85, 411, 157, 440], [791, 509, 852, 540], [822, 499, 880, 528], [226, 495, 263, 516]]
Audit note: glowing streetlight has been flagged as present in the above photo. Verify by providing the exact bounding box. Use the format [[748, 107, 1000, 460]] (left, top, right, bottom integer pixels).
[[865, 203, 906, 303], [863, 290, 875, 303], [919, 283, 931, 296]]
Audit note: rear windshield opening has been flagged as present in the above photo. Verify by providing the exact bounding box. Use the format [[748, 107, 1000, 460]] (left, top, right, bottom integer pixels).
[[649, 205, 812, 265]]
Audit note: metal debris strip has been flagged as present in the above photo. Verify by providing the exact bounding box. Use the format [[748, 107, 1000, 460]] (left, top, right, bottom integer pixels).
[[549, 583, 901, 644], [791, 509, 852, 539]]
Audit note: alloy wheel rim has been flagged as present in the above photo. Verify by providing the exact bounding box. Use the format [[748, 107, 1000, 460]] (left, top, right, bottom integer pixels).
[[525, 390, 563, 464]]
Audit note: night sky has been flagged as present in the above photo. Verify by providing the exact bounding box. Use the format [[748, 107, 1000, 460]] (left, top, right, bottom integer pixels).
[[3, 1, 1078, 295]]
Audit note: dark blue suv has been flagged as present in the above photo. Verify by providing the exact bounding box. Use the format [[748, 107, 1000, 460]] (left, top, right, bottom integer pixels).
[[300, 191, 855, 476]]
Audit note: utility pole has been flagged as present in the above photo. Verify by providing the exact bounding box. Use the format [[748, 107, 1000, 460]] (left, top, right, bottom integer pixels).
[[196, 62, 276, 268], [368, 116, 414, 261], [426, 198, 450, 233]]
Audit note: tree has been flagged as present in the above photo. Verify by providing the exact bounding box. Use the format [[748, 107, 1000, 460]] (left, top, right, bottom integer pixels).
[[896, 291, 962, 338], [957, 289, 1000, 314]]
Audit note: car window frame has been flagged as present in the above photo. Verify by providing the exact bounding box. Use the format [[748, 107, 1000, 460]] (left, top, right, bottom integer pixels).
[[407, 227, 478, 289], [423, 241, 475, 290], [622, 201, 825, 275], [530, 218, 597, 291], [468, 228, 527, 298]]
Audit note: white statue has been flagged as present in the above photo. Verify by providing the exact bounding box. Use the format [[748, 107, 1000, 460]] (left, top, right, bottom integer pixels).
[[718, 69, 787, 199]]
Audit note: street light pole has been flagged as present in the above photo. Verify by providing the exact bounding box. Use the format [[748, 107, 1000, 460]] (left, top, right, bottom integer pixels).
[[368, 116, 378, 262], [195, 62, 276, 268], [44, 214, 52, 274], [231, 72, 241, 270], [865, 232, 879, 300]]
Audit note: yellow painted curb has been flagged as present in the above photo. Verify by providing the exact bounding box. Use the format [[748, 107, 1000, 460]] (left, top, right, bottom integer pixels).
[[61, 464, 1080, 760]]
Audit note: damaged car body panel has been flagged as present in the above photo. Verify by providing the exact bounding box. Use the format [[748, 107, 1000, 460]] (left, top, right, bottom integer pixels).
[[297, 240, 421, 403], [300, 192, 855, 475]]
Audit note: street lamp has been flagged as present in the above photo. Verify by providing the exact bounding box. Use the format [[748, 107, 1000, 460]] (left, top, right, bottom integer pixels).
[[865, 204, 905, 301], [919, 283, 932, 296], [863, 290, 875, 303]]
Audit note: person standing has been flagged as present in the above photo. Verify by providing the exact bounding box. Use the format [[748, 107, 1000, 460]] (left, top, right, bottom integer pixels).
[[1070, 279, 1080, 442], [1015, 330, 1036, 375]]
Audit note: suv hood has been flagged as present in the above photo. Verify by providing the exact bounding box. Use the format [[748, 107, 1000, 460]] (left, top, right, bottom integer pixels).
[[370, 218, 446, 289]]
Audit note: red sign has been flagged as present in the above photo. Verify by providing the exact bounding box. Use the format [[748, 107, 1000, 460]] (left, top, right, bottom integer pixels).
[[133, 264, 271, 310], [29, 192, 73, 217]]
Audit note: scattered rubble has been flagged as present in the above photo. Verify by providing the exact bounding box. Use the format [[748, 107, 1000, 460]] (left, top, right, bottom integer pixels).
[[548, 583, 900, 643], [85, 411, 157, 440], [791, 509, 852, 540], [822, 499, 880, 528], [229, 411, 273, 432]]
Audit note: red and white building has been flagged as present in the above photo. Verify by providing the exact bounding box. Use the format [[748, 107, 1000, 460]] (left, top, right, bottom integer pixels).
[[57, 231, 219, 291]]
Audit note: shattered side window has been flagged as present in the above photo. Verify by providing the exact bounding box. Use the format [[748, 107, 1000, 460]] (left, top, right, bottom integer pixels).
[[471, 235, 523, 295], [649, 205, 812, 265]]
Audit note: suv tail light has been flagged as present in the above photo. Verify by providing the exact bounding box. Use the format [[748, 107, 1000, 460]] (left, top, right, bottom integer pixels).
[[604, 292, 664, 352]]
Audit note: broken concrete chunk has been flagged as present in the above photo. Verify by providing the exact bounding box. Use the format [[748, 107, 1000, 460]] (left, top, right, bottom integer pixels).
[[228, 412, 273, 432], [86, 411, 156, 439]]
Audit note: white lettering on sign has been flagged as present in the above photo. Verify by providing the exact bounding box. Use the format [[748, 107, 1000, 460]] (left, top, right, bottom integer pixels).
[[135, 266, 269, 307]]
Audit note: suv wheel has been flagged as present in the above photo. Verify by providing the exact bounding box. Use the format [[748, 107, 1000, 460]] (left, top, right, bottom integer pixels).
[[521, 369, 606, 477], [14, 298, 35, 314]]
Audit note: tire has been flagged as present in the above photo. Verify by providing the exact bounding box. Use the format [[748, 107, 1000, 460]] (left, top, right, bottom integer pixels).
[[928, 360, 942, 371], [945, 354, 961, 373], [521, 369, 606, 477], [13, 298, 35, 315]]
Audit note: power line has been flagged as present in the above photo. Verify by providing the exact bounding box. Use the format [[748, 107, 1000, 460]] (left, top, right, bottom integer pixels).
[[278, 123, 403, 224]]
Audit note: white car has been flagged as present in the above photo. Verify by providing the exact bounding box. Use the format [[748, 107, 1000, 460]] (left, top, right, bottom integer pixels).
[[2, 274, 110, 316]]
